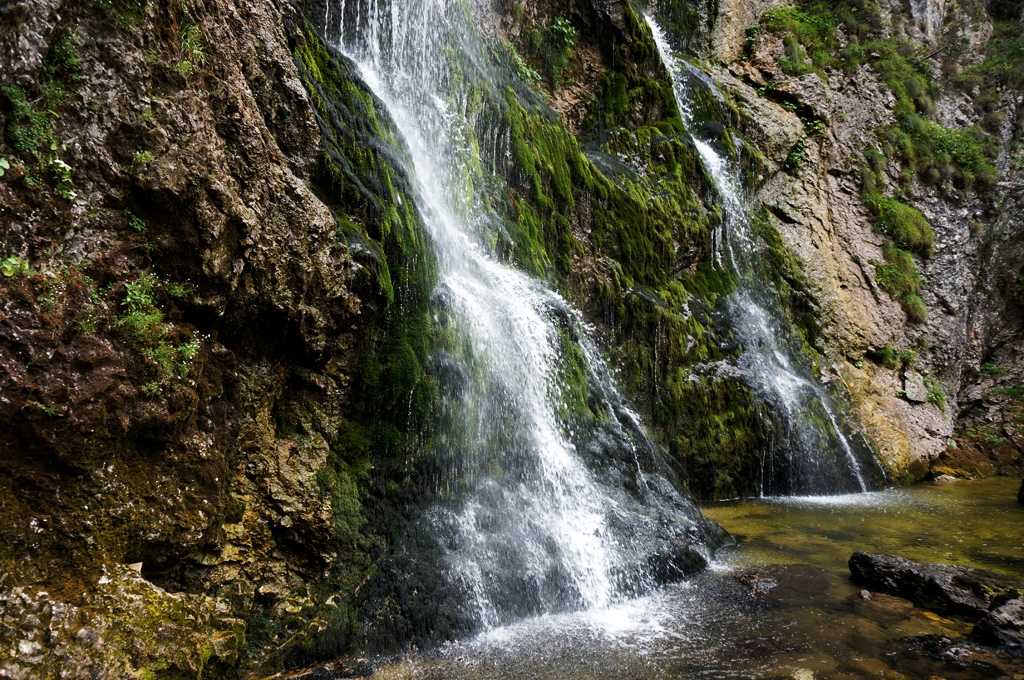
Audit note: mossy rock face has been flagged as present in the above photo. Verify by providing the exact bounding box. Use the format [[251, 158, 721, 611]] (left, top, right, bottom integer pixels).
[[0, 4, 441, 676], [0, 567, 244, 679]]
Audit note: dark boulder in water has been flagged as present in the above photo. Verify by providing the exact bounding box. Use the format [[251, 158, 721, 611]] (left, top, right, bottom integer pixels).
[[849, 552, 1024, 646]]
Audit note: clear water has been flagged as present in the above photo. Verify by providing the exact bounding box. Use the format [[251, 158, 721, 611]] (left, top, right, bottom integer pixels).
[[335, 0, 724, 631], [646, 17, 878, 496], [363, 478, 1024, 680]]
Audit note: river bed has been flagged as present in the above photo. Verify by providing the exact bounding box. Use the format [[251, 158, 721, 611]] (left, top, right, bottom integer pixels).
[[364, 478, 1024, 680]]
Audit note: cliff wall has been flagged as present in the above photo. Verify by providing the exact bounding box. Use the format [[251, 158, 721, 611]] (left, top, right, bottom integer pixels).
[[1, 0, 1022, 675]]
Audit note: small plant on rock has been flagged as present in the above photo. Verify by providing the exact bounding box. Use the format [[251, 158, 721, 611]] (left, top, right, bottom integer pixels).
[[1, 255, 30, 277], [175, 23, 206, 76], [124, 208, 147, 232], [784, 137, 808, 173], [505, 41, 542, 90]]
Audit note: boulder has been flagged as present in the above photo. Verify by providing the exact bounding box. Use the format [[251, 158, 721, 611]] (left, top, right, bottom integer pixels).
[[903, 372, 929, 403], [974, 598, 1024, 646], [849, 552, 1024, 646]]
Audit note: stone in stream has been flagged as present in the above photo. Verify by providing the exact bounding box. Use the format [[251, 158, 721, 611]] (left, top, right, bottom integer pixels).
[[849, 552, 1024, 646], [974, 598, 1024, 646]]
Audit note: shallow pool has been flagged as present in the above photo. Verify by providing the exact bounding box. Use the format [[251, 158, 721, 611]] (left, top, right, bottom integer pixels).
[[363, 478, 1024, 680]]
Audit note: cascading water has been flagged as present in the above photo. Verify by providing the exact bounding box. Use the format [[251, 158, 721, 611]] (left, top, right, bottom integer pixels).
[[646, 17, 878, 496], [331, 0, 726, 633]]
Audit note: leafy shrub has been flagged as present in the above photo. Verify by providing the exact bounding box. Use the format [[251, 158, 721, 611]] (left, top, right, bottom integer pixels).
[[180, 23, 207, 65], [505, 41, 541, 89], [125, 209, 147, 232], [529, 16, 578, 89], [927, 383, 947, 412], [118, 273, 202, 381]]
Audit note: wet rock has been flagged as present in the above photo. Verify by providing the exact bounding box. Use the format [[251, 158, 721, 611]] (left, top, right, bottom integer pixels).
[[850, 552, 1024, 618], [734, 569, 779, 596], [850, 552, 1024, 646], [973, 598, 1024, 646]]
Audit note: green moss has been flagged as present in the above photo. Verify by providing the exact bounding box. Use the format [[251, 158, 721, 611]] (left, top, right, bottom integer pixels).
[[875, 243, 927, 323], [2, 85, 55, 156], [681, 262, 736, 304], [666, 375, 769, 500], [863, 192, 934, 256], [248, 20, 444, 670], [654, 0, 708, 45], [752, 209, 821, 353]]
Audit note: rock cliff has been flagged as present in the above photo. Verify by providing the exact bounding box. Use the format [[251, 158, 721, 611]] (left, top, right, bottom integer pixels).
[[1, 0, 1022, 675]]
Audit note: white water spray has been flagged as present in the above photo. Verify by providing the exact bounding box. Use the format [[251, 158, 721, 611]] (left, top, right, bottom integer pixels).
[[335, 0, 724, 628]]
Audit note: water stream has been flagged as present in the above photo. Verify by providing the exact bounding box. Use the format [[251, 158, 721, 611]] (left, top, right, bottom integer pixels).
[[646, 17, 877, 496], [335, 0, 725, 632]]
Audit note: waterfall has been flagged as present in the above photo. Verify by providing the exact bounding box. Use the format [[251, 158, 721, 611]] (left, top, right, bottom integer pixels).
[[647, 16, 876, 496], [333, 0, 726, 632]]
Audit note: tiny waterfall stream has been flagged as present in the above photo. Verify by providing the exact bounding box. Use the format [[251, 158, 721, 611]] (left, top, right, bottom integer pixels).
[[646, 17, 879, 497], [334, 0, 725, 634]]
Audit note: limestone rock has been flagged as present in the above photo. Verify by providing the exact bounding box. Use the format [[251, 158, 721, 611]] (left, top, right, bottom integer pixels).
[[0, 566, 244, 679], [712, 0, 789, 62], [903, 372, 929, 403]]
